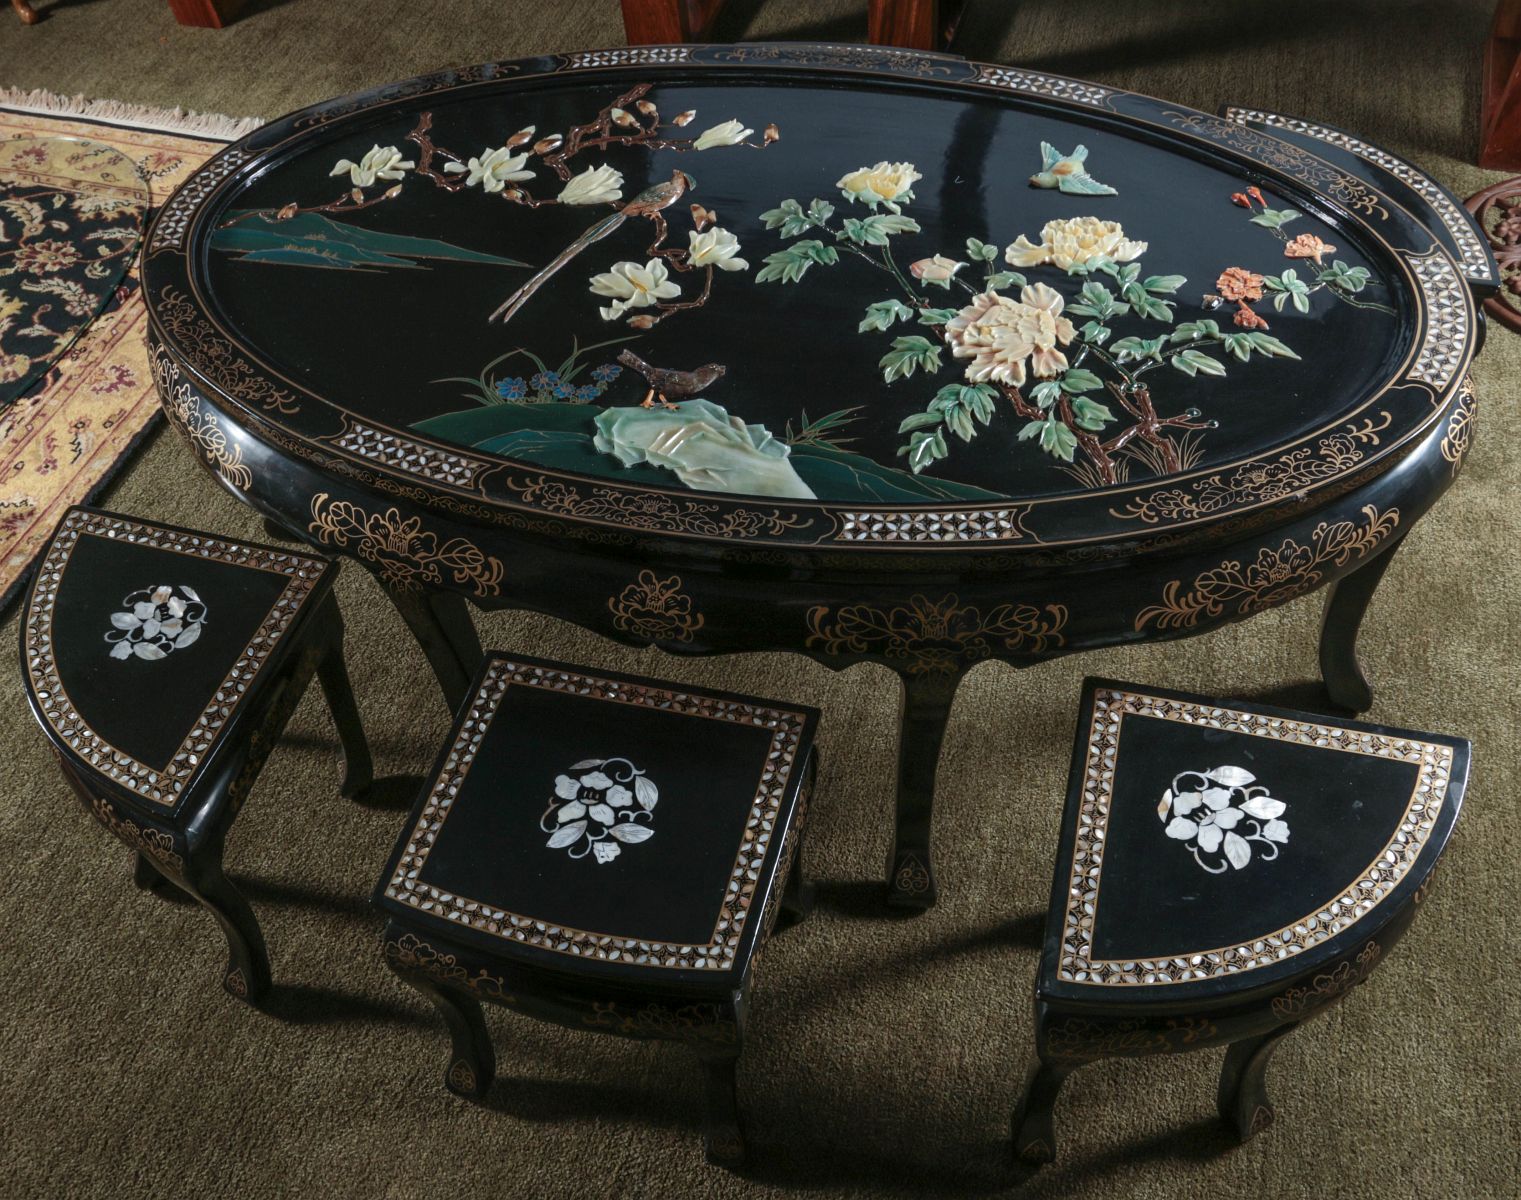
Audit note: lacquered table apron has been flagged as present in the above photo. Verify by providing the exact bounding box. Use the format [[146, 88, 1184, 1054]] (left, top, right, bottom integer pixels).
[[141, 45, 1494, 908]]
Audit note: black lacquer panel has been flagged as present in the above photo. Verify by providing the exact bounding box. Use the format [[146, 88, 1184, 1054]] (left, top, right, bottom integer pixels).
[[420, 682, 774, 947], [1090, 713, 1422, 964], [51, 530, 295, 771]]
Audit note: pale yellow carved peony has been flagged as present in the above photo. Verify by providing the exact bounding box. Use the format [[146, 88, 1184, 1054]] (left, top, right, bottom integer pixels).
[[942, 282, 1077, 387], [836, 161, 922, 211], [1004, 216, 1148, 271]]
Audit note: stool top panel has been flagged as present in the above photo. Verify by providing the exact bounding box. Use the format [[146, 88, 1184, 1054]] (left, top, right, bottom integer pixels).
[[1042, 680, 1467, 999], [21, 508, 333, 811], [376, 654, 817, 986]]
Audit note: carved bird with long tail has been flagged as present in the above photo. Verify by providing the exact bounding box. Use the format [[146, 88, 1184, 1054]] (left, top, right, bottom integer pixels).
[[488, 169, 694, 324]]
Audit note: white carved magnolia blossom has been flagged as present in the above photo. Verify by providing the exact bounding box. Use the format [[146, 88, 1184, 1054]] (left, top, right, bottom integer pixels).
[[540, 757, 658, 863], [104, 584, 207, 661], [1158, 765, 1289, 874]]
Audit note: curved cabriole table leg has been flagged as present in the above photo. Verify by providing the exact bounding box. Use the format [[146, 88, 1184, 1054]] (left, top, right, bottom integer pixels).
[[382, 585, 485, 712], [887, 666, 966, 910], [1318, 531, 1408, 713]]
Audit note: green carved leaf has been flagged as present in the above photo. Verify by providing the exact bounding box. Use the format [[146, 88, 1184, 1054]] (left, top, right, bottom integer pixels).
[[1142, 274, 1187, 294], [983, 270, 1026, 290], [878, 335, 943, 382], [1172, 348, 1228, 377], [1059, 368, 1104, 394], [1070, 396, 1115, 431], [1122, 282, 1176, 322], [1030, 380, 1063, 409], [1318, 259, 1371, 293], [1111, 334, 1168, 363], [755, 239, 839, 284], [841, 213, 922, 246], [859, 298, 915, 332], [758, 198, 812, 238], [1170, 319, 1222, 343], [1249, 206, 1301, 229], [965, 237, 1000, 262], [916, 306, 959, 326]]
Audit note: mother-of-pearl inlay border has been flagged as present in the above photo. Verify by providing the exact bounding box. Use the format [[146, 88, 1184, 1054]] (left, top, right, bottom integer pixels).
[[1057, 687, 1453, 987]]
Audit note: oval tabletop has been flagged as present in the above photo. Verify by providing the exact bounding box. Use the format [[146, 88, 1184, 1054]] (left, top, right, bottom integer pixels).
[[142, 45, 1486, 558]]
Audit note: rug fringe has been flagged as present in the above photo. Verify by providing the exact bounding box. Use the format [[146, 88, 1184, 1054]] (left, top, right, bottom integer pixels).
[[0, 86, 263, 140]]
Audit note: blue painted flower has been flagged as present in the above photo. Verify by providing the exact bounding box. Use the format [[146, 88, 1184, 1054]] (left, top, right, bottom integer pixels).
[[575, 384, 600, 402], [529, 370, 560, 394], [590, 363, 623, 384], [495, 376, 528, 401], [552, 380, 574, 399]]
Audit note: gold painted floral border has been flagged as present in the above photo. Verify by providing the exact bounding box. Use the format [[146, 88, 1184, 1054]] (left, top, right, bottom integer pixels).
[[24, 508, 328, 808], [380, 656, 811, 972], [1056, 687, 1453, 988]]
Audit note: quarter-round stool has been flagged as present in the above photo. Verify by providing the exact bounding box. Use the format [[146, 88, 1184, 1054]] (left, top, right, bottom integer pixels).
[[1011, 678, 1468, 1162], [374, 652, 819, 1168], [20, 506, 373, 1004]]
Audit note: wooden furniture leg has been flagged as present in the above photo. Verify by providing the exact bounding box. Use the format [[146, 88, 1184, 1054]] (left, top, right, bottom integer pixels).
[[386, 961, 497, 1101], [1318, 532, 1407, 713], [621, 0, 723, 44], [383, 586, 484, 713], [886, 667, 965, 910], [868, 0, 966, 50], [11, 0, 39, 25], [167, 0, 245, 27], [1216, 1024, 1300, 1142], [1482, 0, 1521, 169]]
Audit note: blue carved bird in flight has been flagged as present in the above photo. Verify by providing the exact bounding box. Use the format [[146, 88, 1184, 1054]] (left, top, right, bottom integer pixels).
[[488, 169, 694, 324], [1029, 143, 1117, 196]]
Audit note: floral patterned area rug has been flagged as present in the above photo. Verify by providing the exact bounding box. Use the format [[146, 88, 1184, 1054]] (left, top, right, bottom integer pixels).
[[0, 89, 262, 612]]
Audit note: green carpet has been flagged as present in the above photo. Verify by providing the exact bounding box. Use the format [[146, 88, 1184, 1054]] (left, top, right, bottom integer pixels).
[[1, 3, 1517, 1197]]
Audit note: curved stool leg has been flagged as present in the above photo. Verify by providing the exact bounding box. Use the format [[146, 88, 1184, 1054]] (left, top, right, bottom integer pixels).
[[387, 965, 495, 1101], [776, 832, 815, 931], [194, 861, 271, 1004], [316, 643, 374, 800], [1217, 1022, 1299, 1142], [1010, 1058, 1071, 1164], [1319, 533, 1407, 713], [697, 1047, 746, 1168], [133, 852, 174, 895], [887, 668, 966, 911]]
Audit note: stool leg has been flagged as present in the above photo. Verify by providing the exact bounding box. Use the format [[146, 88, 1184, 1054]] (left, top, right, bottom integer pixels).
[[776, 834, 815, 931], [1010, 1058, 1070, 1163], [388, 967, 495, 1102], [697, 1047, 745, 1168], [1217, 1023, 1298, 1142], [133, 852, 174, 895], [194, 861, 271, 1004], [316, 645, 374, 800]]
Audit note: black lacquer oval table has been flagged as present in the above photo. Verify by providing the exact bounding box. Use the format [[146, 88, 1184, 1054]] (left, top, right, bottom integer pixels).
[[141, 43, 1494, 908]]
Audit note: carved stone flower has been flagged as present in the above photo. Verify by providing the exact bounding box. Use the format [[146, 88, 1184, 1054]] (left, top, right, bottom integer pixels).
[[1160, 766, 1289, 873], [909, 255, 965, 287], [541, 758, 658, 863], [588, 258, 682, 320], [942, 282, 1077, 386], [1283, 233, 1336, 264], [1004, 216, 1147, 271], [1215, 267, 1265, 302], [444, 145, 536, 193], [558, 163, 624, 206], [686, 226, 749, 272], [693, 119, 753, 150], [104, 584, 207, 661], [836, 161, 922, 212], [328, 144, 413, 189]]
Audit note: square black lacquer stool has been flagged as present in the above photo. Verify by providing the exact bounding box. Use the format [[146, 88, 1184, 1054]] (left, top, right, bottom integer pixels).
[[20, 507, 372, 1004], [373, 652, 820, 1168], [1011, 678, 1469, 1163]]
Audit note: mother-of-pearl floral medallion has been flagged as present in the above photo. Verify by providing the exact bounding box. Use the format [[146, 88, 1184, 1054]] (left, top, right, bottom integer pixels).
[[540, 756, 658, 864], [104, 584, 207, 660], [1158, 765, 1289, 874]]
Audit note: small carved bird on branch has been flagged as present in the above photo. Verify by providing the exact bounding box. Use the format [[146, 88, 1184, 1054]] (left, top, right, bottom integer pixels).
[[488, 170, 694, 325], [617, 349, 725, 409]]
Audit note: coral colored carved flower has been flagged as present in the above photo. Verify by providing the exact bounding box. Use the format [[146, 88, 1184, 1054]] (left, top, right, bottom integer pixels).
[[1283, 232, 1336, 264], [1004, 216, 1148, 271], [686, 226, 749, 271], [328, 144, 413, 188], [942, 282, 1077, 387], [909, 254, 965, 286], [443, 145, 536, 193], [693, 118, 753, 150], [1233, 306, 1271, 330], [559, 163, 624, 206], [836, 161, 922, 211], [588, 258, 681, 320], [15, 239, 81, 273], [1215, 267, 1265, 302]]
